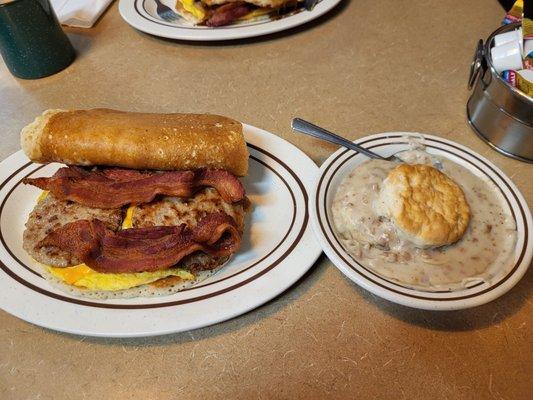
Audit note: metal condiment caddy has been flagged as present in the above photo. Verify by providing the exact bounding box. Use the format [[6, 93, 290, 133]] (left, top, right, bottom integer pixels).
[[467, 23, 533, 163]]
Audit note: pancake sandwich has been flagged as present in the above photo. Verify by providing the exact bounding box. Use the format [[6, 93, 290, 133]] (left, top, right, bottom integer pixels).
[[21, 109, 250, 299]]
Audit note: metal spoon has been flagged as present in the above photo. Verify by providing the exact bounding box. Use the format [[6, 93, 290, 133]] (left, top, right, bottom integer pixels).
[[291, 118, 444, 169], [291, 118, 401, 162]]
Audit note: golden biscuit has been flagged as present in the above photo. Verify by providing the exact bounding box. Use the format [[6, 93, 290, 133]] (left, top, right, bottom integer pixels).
[[381, 164, 470, 247]]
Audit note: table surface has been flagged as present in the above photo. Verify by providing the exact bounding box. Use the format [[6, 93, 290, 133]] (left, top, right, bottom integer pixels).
[[1, 1, 532, 399]]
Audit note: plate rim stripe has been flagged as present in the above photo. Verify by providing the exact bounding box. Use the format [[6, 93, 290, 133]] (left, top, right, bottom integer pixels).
[[0, 143, 309, 309], [315, 134, 529, 302]]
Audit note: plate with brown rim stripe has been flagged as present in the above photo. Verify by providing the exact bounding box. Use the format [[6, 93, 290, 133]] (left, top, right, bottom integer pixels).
[[119, 0, 342, 41], [0, 124, 321, 337], [310, 132, 532, 310]]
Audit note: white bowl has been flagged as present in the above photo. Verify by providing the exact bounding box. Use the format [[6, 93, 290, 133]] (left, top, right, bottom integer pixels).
[[310, 132, 532, 310]]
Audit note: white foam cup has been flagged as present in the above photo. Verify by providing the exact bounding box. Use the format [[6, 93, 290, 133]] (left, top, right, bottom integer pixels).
[[494, 28, 523, 54], [491, 41, 524, 73]]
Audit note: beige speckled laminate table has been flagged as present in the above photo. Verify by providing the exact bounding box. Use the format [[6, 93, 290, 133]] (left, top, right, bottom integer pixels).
[[1, 1, 532, 399]]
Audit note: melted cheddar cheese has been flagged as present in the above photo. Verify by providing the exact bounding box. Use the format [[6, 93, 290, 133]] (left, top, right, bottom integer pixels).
[[37, 190, 49, 203], [122, 204, 136, 229]]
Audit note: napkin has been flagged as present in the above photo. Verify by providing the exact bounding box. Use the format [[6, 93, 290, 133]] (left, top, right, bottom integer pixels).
[[50, 0, 114, 28]]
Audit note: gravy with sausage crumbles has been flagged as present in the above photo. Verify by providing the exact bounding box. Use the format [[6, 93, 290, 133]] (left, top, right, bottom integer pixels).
[[331, 150, 517, 291]]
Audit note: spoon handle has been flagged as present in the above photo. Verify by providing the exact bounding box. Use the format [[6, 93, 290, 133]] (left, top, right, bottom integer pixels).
[[291, 118, 386, 160]]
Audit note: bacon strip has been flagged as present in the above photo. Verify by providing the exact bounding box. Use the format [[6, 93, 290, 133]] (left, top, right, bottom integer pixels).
[[23, 166, 245, 208], [206, 2, 251, 27], [38, 212, 241, 273]]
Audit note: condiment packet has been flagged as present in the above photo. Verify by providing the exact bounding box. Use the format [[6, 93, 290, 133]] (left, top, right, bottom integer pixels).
[[516, 69, 533, 95], [502, 70, 518, 86], [523, 29, 533, 69], [498, 0, 533, 97], [523, 0, 533, 39], [503, 0, 523, 25]]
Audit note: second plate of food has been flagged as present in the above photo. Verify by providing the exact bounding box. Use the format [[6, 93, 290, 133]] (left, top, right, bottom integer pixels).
[[119, 0, 342, 41], [311, 132, 532, 310]]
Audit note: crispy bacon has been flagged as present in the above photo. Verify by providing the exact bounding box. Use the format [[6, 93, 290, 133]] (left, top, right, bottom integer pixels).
[[23, 166, 245, 208], [38, 212, 241, 273], [206, 2, 251, 27]]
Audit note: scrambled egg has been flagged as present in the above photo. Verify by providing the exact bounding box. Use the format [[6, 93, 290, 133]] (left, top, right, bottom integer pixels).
[[180, 0, 205, 20], [48, 264, 195, 291], [36, 193, 194, 291]]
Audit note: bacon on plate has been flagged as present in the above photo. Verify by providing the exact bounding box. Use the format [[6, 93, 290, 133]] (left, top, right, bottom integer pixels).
[[38, 212, 241, 273], [23, 166, 245, 208], [206, 2, 252, 27]]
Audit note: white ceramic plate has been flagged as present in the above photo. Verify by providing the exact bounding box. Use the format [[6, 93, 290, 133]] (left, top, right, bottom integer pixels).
[[0, 124, 321, 337], [119, 0, 341, 41], [311, 132, 532, 311]]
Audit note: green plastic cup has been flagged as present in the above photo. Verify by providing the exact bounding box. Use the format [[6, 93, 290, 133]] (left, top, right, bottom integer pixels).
[[0, 0, 76, 79]]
